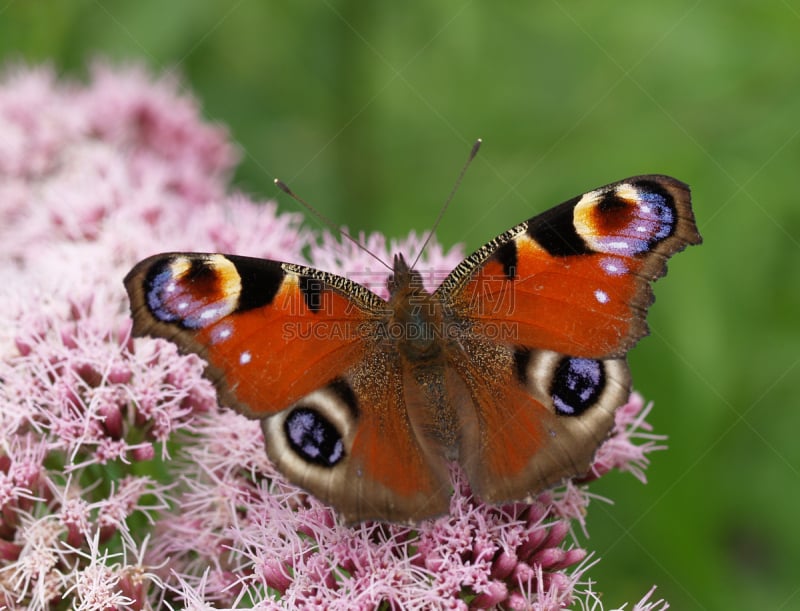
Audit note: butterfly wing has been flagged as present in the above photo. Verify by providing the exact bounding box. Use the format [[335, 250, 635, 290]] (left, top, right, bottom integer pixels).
[[437, 175, 701, 358], [125, 253, 379, 412], [437, 175, 701, 501], [124, 175, 700, 521], [125, 253, 450, 523], [448, 342, 631, 502]]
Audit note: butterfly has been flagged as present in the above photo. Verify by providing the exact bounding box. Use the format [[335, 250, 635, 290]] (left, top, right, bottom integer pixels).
[[124, 174, 701, 524]]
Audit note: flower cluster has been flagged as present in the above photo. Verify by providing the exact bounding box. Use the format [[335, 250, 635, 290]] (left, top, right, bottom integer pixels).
[[0, 63, 668, 609]]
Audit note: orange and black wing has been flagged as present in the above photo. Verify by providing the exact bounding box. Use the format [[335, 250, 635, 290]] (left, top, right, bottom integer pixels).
[[437, 175, 700, 502], [125, 253, 449, 523], [438, 175, 701, 358]]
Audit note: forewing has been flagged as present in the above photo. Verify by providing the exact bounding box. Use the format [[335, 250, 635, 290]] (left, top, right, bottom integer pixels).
[[437, 175, 701, 358], [124, 253, 384, 415]]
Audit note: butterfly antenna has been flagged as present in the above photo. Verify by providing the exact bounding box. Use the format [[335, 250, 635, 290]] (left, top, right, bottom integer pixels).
[[274, 178, 392, 272], [411, 138, 482, 269]]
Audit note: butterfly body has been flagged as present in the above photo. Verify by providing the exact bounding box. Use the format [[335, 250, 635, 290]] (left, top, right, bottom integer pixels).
[[125, 175, 701, 523]]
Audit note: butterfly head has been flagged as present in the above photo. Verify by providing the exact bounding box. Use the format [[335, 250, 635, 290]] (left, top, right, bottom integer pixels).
[[387, 253, 426, 295]]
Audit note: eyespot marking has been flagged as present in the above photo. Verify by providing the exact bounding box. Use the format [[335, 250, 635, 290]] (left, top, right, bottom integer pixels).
[[284, 407, 344, 467], [573, 181, 678, 255], [144, 255, 240, 329], [550, 357, 605, 416]]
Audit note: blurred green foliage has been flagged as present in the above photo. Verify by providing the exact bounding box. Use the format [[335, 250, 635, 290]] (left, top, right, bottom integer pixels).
[[2, 2, 797, 608]]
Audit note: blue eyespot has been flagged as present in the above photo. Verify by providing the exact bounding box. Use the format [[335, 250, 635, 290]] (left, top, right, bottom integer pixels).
[[284, 407, 344, 467], [551, 357, 604, 416]]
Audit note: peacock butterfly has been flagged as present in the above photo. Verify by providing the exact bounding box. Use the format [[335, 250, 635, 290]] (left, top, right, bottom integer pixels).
[[124, 174, 701, 523]]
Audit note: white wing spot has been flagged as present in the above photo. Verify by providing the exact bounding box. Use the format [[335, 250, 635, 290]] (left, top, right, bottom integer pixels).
[[594, 289, 609, 304], [211, 325, 233, 344], [600, 257, 628, 277], [240, 351, 252, 365]]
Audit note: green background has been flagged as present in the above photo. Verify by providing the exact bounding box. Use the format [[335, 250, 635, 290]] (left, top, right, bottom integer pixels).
[[3, 2, 797, 608]]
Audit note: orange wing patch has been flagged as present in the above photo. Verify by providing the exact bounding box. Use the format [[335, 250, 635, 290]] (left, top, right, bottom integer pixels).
[[196, 278, 373, 414], [443, 175, 700, 359], [460, 237, 647, 358], [125, 253, 382, 416]]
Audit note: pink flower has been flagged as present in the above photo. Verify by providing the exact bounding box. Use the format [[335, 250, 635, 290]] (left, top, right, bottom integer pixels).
[[0, 62, 670, 609]]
